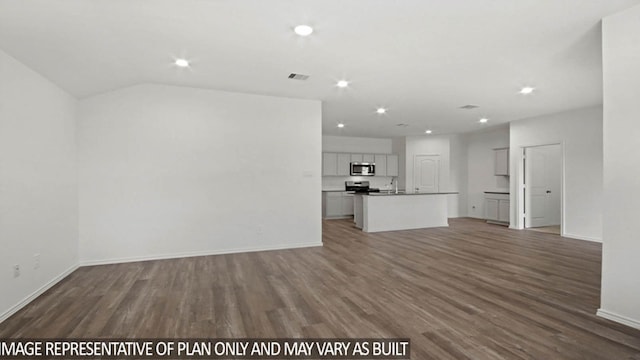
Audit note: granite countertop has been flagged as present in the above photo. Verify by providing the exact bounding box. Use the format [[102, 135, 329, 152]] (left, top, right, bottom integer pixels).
[[364, 191, 459, 196]]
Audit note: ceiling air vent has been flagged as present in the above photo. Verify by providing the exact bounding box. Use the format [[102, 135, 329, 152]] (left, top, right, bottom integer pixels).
[[459, 104, 479, 110], [288, 73, 310, 80]]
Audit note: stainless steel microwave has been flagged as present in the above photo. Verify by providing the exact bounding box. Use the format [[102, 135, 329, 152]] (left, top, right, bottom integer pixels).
[[350, 162, 375, 176]]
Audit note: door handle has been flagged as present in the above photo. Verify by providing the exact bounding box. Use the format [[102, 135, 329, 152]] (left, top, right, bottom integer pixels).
[[546, 190, 552, 194]]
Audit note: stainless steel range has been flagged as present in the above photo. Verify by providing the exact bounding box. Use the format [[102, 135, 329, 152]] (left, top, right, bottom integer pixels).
[[345, 181, 380, 194]]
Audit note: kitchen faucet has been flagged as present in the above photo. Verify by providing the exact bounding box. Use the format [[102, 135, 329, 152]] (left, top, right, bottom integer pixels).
[[391, 177, 398, 194]]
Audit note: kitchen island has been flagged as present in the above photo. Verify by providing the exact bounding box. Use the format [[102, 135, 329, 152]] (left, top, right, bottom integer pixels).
[[354, 192, 458, 233]]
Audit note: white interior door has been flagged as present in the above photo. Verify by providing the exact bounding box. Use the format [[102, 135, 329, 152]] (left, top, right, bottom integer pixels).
[[414, 155, 440, 193], [525, 145, 561, 228]]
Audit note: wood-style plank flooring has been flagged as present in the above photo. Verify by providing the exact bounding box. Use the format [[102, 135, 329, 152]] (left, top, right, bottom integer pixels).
[[1, 218, 639, 359]]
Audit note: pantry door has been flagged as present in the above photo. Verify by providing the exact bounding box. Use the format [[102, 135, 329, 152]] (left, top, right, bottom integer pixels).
[[414, 155, 440, 193]]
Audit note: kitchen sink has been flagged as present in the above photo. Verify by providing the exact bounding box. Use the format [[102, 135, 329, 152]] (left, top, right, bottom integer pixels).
[[378, 190, 405, 194]]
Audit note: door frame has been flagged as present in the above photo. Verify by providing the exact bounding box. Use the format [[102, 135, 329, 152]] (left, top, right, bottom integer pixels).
[[514, 142, 565, 235]]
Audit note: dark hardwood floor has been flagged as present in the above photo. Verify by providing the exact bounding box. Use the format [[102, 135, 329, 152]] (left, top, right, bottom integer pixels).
[[1, 218, 639, 359]]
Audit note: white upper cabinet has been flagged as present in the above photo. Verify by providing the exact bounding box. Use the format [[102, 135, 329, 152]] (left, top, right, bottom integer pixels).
[[337, 153, 351, 176], [322, 152, 399, 177], [322, 152, 338, 176], [494, 148, 509, 176], [375, 154, 387, 176], [386, 154, 399, 177]]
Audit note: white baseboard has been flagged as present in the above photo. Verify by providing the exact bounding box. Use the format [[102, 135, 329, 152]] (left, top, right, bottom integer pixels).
[[0, 264, 79, 324], [597, 308, 640, 330], [80, 242, 323, 266], [562, 232, 602, 243]]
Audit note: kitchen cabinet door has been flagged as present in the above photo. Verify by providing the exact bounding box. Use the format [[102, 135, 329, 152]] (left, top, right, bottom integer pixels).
[[322, 153, 338, 176], [337, 153, 351, 176], [485, 193, 509, 225], [386, 155, 399, 177], [498, 200, 510, 222], [363, 154, 375, 163], [351, 154, 363, 163], [375, 155, 387, 176], [323, 192, 354, 218], [495, 148, 509, 176], [485, 199, 499, 221], [325, 197, 343, 217], [342, 193, 354, 215], [323, 192, 343, 217]]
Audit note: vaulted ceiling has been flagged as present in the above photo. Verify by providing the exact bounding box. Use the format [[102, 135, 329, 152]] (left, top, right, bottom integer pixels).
[[1, 0, 638, 137]]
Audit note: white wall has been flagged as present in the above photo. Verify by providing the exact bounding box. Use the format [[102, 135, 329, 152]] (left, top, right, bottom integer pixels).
[[465, 125, 510, 218], [322, 135, 392, 154], [405, 135, 466, 217], [392, 137, 407, 190], [0, 50, 78, 321], [322, 135, 394, 190], [406, 135, 451, 192], [449, 135, 468, 217], [78, 84, 321, 264], [600, 5, 640, 329], [509, 106, 603, 242]]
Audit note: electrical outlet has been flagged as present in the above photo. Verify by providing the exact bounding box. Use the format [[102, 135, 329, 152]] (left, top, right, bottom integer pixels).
[[13, 264, 20, 278], [34, 254, 40, 269]]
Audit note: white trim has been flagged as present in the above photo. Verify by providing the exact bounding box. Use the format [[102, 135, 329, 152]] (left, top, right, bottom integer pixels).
[[80, 242, 323, 266], [562, 232, 602, 243], [597, 309, 640, 330], [0, 264, 79, 323]]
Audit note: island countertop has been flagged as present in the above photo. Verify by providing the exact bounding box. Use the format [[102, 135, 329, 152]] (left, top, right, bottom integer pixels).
[[362, 191, 458, 196]]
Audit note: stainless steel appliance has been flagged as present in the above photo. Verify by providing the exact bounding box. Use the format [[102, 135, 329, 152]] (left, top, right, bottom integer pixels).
[[350, 162, 375, 176], [345, 181, 380, 194]]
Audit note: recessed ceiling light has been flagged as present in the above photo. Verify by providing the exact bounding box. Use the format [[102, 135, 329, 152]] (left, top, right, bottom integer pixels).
[[294, 25, 313, 36], [520, 86, 535, 94], [479, 118, 489, 123], [336, 80, 349, 88], [175, 58, 190, 68], [376, 108, 387, 114], [425, 129, 432, 134], [337, 123, 345, 128]]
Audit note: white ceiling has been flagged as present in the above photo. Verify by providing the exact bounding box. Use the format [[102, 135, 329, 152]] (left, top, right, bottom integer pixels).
[[1, 0, 638, 138]]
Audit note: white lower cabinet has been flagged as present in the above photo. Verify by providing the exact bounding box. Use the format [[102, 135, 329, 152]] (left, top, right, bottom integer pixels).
[[498, 199, 510, 223], [342, 193, 354, 215], [323, 191, 355, 219], [485, 192, 510, 225]]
